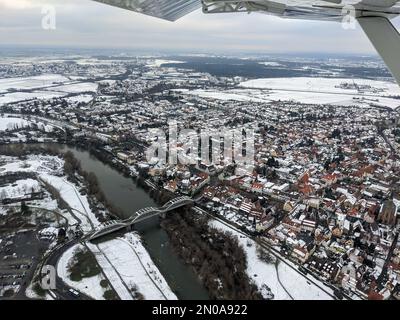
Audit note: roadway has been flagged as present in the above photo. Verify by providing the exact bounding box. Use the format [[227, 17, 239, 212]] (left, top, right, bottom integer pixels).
[[33, 196, 194, 300], [38, 239, 93, 300], [89, 196, 193, 241], [37, 196, 345, 300]]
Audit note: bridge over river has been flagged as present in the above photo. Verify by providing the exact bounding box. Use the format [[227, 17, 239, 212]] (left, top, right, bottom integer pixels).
[[88, 196, 194, 241]]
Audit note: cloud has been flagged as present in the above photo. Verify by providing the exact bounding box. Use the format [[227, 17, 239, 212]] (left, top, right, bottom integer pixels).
[[0, 0, 398, 55], [0, 0, 49, 9]]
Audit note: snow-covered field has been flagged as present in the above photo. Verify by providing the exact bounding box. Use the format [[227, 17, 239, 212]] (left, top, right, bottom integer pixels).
[[240, 77, 400, 109], [87, 232, 177, 300], [0, 91, 67, 105], [147, 59, 185, 68], [0, 74, 98, 105], [0, 117, 29, 131], [0, 178, 40, 199], [0, 155, 99, 231], [52, 82, 98, 94], [240, 77, 400, 95], [66, 94, 93, 104], [0, 155, 63, 176], [209, 219, 334, 300], [180, 77, 400, 109], [0, 115, 55, 133], [188, 89, 270, 103], [258, 62, 284, 67], [0, 74, 71, 94], [57, 244, 108, 300]]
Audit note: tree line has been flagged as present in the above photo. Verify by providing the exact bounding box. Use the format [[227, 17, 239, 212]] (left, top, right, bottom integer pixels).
[[161, 208, 263, 300]]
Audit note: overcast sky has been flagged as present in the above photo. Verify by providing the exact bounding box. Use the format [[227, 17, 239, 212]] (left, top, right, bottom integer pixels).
[[1, 0, 399, 55]]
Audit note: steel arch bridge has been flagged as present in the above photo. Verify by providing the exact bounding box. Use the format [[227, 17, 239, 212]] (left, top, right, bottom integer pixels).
[[89, 196, 193, 241]]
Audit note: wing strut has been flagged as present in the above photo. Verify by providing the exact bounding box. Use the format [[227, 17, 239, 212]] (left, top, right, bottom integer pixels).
[[358, 16, 400, 85]]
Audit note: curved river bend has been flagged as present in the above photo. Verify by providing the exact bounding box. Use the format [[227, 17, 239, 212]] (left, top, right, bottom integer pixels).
[[12, 144, 209, 300]]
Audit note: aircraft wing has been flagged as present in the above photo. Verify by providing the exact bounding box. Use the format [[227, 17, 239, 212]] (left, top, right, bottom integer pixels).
[[93, 0, 400, 21], [93, 0, 400, 84], [93, 0, 202, 21], [201, 1, 400, 21]]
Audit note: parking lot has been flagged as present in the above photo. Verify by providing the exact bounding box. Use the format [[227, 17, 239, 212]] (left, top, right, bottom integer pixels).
[[0, 229, 48, 299]]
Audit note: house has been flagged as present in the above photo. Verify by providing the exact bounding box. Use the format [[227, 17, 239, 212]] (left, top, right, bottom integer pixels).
[[283, 201, 295, 213], [378, 200, 397, 226], [239, 201, 252, 216], [164, 180, 178, 193], [291, 242, 316, 263], [305, 198, 320, 209], [117, 152, 129, 161], [321, 173, 338, 186], [251, 182, 264, 194], [256, 214, 274, 232]]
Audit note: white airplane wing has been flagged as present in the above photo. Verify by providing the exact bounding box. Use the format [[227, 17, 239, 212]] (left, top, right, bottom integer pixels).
[[93, 0, 202, 21], [93, 0, 400, 84], [202, 1, 400, 21]]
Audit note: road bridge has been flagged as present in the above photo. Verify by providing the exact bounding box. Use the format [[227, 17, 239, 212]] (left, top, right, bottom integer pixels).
[[88, 196, 193, 241]]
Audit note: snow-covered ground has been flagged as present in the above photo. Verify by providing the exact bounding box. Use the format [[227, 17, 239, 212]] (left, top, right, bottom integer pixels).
[[258, 62, 284, 67], [0, 155, 100, 231], [0, 74, 98, 105], [0, 154, 175, 301], [0, 178, 40, 199], [0, 206, 7, 216], [180, 77, 400, 109], [0, 155, 63, 176], [0, 284, 21, 298], [0, 115, 55, 133], [240, 77, 400, 95], [66, 94, 93, 104], [25, 283, 55, 301], [39, 174, 100, 232], [0, 117, 29, 131], [0, 74, 71, 94], [52, 82, 98, 94], [187, 89, 270, 103], [87, 232, 177, 300], [209, 219, 334, 300], [0, 91, 66, 105], [57, 244, 108, 300], [240, 77, 400, 109], [147, 59, 185, 68], [28, 197, 59, 212]]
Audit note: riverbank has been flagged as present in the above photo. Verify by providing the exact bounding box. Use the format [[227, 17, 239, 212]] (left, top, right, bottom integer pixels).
[[23, 143, 209, 300], [0, 145, 184, 300], [87, 233, 178, 300], [160, 207, 263, 300]]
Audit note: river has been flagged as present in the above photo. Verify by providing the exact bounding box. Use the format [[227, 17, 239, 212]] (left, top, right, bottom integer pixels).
[[4, 143, 209, 300]]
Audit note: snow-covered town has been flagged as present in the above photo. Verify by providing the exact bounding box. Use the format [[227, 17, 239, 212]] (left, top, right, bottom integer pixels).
[[0, 52, 399, 301]]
